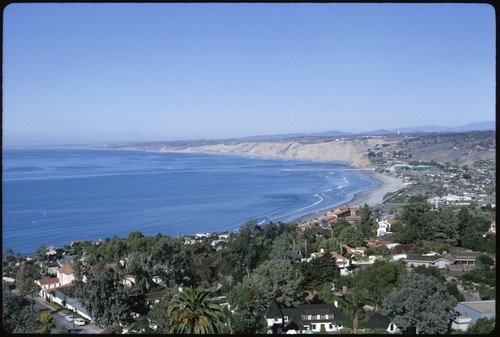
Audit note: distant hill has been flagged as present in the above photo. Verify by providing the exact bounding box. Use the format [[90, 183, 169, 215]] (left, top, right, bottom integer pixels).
[[225, 121, 496, 141], [108, 130, 495, 169]]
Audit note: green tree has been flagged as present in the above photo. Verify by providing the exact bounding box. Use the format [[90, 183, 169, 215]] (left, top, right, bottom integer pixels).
[[35, 310, 56, 334], [354, 260, 406, 309], [359, 203, 375, 238], [339, 287, 368, 334], [249, 259, 305, 308], [269, 231, 299, 261], [466, 317, 495, 334], [73, 266, 134, 326], [167, 286, 225, 334], [298, 254, 340, 290], [394, 195, 432, 243], [2, 285, 37, 333], [383, 272, 457, 334], [430, 207, 459, 245], [339, 225, 364, 248], [229, 277, 264, 333]]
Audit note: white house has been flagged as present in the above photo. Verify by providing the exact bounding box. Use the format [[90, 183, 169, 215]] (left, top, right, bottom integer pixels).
[[36, 277, 61, 297], [56, 264, 74, 286], [376, 220, 393, 237]]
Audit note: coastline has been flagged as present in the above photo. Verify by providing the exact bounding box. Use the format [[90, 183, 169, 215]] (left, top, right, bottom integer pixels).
[[292, 171, 406, 224]]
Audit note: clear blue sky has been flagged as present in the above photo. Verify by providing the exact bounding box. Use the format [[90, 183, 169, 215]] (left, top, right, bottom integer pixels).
[[3, 3, 496, 146]]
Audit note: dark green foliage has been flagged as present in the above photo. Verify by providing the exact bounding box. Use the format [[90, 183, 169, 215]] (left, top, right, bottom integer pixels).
[[383, 272, 457, 334], [395, 195, 432, 243], [102, 324, 123, 334], [353, 260, 406, 309], [72, 267, 135, 326], [2, 285, 37, 333], [167, 286, 226, 334], [298, 254, 340, 290], [359, 203, 375, 238], [466, 317, 496, 334], [412, 265, 446, 283]]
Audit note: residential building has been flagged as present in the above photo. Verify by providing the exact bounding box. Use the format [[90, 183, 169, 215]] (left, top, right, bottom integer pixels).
[[452, 300, 496, 332], [264, 299, 344, 334]]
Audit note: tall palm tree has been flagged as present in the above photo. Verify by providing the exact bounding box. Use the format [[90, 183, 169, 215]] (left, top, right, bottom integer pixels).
[[167, 286, 226, 334]]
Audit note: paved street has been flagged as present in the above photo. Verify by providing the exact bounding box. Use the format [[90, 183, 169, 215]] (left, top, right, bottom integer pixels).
[[33, 296, 103, 334]]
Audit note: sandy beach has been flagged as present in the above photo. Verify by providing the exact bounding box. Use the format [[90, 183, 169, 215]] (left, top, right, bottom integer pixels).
[[293, 171, 406, 224]]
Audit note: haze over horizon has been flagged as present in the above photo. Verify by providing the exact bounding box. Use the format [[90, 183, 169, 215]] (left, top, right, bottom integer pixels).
[[3, 3, 496, 147]]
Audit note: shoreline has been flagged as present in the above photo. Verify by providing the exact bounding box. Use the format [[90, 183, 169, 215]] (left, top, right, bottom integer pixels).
[[292, 171, 406, 224]]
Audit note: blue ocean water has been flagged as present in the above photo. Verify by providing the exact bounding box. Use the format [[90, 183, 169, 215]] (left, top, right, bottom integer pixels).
[[2, 148, 379, 256]]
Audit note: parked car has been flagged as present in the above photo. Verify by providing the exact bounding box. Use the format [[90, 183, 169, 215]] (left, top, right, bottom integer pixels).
[[74, 318, 86, 326]]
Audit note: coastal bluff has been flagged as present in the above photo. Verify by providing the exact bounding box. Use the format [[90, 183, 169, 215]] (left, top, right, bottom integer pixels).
[[154, 138, 382, 168]]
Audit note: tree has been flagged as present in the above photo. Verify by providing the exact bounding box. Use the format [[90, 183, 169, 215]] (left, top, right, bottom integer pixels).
[[466, 317, 495, 334], [229, 277, 265, 333], [73, 267, 134, 326], [35, 311, 56, 334], [353, 260, 406, 309], [339, 225, 364, 248], [430, 207, 459, 245], [383, 273, 457, 334], [2, 284, 37, 333], [298, 254, 340, 290], [167, 286, 226, 334], [395, 195, 432, 243], [359, 203, 375, 238], [249, 259, 304, 308]]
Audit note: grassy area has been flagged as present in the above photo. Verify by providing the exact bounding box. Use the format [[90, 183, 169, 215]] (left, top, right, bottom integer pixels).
[[44, 301, 73, 316]]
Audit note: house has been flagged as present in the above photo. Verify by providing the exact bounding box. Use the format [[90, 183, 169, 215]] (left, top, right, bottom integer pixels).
[[36, 277, 61, 297], [483, 220, 496, 237], [363, 312, 401, 334], [451, 300, 496, 332], [264, 300, 344, 334], [210, 239, 228, 251], [145, 291, 168, 308], [330, 251, 350, 275], [404, 249, 482, 272], [404, 254, 454, 269], [57, 264, 75, 286], [122, 275, 136, 288], [265, 299, 286, 334], [376, 220, 394, 237], [364, 239, 398, 250], [342, 244, 366, 256]]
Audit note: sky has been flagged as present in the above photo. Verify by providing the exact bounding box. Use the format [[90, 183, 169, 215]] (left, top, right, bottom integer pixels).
[[3, 3, 496, 146]]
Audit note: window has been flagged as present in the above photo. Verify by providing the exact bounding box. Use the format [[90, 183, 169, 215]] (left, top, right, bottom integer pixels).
[[311, 324, 316, 330]]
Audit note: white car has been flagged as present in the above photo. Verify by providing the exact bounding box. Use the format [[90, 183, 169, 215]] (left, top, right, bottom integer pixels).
[[74, 318, 86, 326]]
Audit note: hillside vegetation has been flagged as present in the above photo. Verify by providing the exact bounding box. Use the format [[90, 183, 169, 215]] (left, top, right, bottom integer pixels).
[[114, 130, 496, 168]]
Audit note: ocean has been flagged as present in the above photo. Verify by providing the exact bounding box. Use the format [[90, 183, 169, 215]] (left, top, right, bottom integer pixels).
[[2, 148, 379, 256]]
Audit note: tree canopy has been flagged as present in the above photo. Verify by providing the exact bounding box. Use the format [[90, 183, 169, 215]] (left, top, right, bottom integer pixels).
[[383, 272, 457, 334]]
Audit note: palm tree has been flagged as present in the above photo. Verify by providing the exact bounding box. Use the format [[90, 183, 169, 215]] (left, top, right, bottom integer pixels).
[[167, 286, 226, 334]]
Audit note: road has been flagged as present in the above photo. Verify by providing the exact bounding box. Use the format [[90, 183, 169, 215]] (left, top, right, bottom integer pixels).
[[33, 296, 103, 334]]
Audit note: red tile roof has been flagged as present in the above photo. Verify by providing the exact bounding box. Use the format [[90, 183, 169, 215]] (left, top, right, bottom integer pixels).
[[37, 277, 60, 286], [58, 264, 74, 275]]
